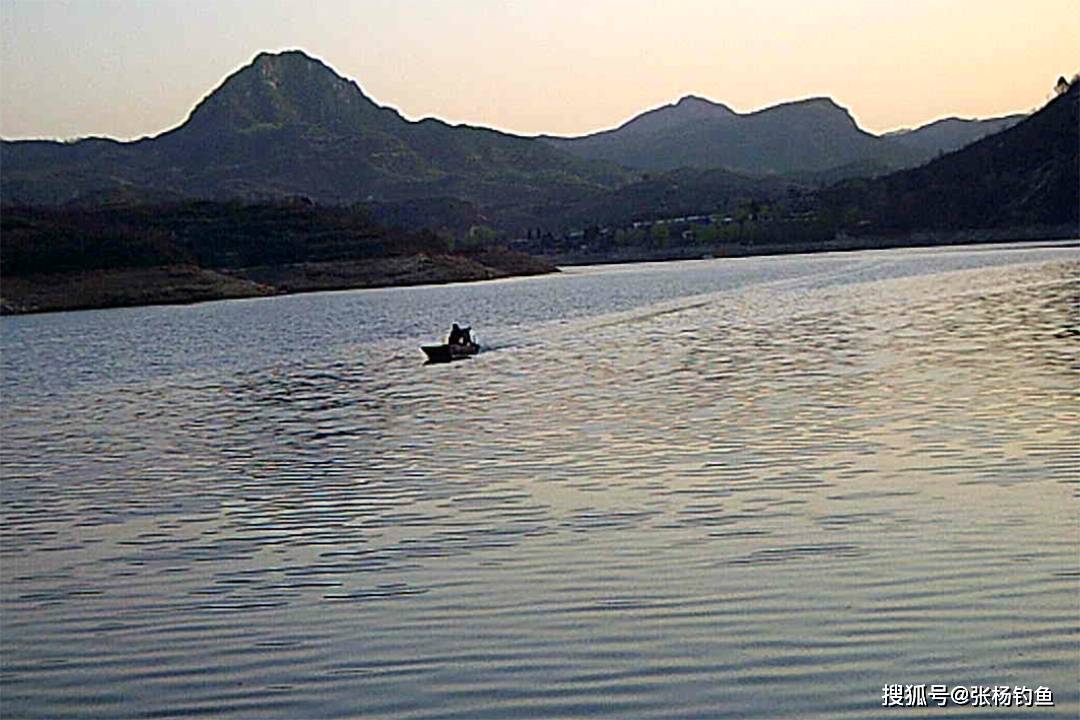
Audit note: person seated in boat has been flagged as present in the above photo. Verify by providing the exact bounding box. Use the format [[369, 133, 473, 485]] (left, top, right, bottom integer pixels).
[[447, 323, 470, 346]]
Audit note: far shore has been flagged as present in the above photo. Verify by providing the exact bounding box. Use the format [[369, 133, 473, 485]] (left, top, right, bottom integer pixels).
[[541, 224, 1078, 266], [0, 250, 556, 316], [2, 227, 1076, 316]]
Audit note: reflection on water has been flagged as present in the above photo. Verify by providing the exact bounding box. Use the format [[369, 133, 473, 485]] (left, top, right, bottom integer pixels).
[[2, 243, 1078, 719]]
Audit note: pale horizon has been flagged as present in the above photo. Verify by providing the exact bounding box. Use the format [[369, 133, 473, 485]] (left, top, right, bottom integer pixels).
[[1, 0, 1077, 143]]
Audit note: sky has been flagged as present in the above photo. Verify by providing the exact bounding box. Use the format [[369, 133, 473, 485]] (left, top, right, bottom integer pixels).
[[1, 0, 1077, 141]]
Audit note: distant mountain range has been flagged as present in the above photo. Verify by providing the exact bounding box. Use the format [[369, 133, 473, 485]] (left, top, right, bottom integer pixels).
[[0, 50, 1053, 235], [883, 114, 1025, 157], [0, 51, 629, 223], [821, 82, 1077, 234], [543, 94, 1024, 175]]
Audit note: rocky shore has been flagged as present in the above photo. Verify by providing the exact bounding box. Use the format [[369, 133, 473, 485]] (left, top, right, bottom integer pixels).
[[0, 251, 557, 315]]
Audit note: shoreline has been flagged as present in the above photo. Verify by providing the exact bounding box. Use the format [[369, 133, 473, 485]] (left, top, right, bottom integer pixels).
[[541, 224, 1079, 266], [3, 229, 1076, 316], [0, 251, 556, 316]]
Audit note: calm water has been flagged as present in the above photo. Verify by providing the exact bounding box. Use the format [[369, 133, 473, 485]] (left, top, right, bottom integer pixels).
[[2, 243, 1078, 719]]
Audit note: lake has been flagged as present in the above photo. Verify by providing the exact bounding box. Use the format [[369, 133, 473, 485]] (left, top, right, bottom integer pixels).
[[2, 242, 1077, 719]]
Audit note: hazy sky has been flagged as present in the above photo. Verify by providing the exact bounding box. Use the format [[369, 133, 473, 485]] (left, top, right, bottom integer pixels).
[[1, 0, 1077, 141]]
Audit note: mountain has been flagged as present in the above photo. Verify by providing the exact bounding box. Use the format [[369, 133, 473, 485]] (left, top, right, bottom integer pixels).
[[545, 94, 1028, 177], [819, 84, 1078, 233], [560, 95, 737, 142], [1, 50, 629, 230], [884, 114, 1026, 160], [179, 50, 401, 137], [1, 50, 1057, 238], [545, 95, 915, 175], [535, 86, 1075, 258]]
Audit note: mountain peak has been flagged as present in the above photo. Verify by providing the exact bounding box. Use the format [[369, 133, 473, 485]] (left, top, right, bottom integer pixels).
[[253, 48, 319, 63], [673, 94, 734, 113], [751, 96, 862, 133], [181, 49, 396, 135], [247, 49, 337, 77], [767, 96, 846, 113], [675, 94, 726, 108], [804, 96, 841, 107], [672, 94, 735, 116], [604, 94, 735, 138]]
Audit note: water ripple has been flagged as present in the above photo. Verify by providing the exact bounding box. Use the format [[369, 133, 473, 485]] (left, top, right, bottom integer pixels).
[[2, 244, 1077, 719]]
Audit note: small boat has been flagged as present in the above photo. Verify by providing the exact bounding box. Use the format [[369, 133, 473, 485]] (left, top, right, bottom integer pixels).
[[421, 341, 479, 364]]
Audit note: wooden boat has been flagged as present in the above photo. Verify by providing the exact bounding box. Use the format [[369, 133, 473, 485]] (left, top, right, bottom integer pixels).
[[421, 341, 479, 363]]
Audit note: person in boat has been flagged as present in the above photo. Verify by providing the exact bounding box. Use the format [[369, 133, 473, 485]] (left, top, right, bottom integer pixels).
[[447, 323, 471, 346]]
